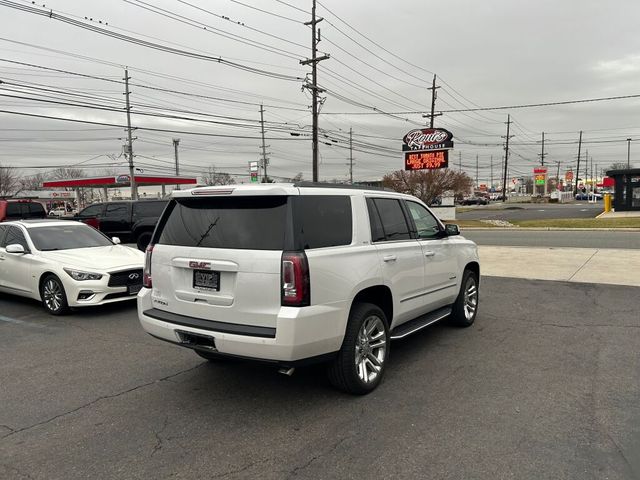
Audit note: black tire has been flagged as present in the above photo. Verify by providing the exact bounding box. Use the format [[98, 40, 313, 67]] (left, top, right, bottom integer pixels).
[[136, 231, 152, 251], [450, 269, 479, 327], [328, 303, 389, 395], [40, 274, 70, 315]]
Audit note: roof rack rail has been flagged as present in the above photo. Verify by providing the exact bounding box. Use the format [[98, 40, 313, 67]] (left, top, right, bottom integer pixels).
[[293, 181, 388, 192]]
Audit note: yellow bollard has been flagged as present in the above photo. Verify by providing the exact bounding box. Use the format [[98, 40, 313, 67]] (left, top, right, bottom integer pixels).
[[604, 193, 612, 212]]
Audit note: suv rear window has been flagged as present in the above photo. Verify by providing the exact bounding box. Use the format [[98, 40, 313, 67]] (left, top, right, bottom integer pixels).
[[158, 196, 288, 250]]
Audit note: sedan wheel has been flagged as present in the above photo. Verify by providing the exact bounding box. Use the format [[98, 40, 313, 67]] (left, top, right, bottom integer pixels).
[[41, 275, 70, 315]]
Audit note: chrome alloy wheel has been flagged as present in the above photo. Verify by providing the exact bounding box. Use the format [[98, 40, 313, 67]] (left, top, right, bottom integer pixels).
[[43, 279, 64, 312], [463, 276, 478, 321], [354, 315, 387, 384]]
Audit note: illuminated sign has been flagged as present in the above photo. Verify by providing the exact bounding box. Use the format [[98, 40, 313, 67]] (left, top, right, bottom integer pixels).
[[402, 128, 454, 151], [534, 167, 547, 185], [404, 150, 449, 170], [115, 175, 130, 184], [565, 170, 574, 181]]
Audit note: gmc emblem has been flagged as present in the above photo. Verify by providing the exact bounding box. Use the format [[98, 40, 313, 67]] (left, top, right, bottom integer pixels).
[[189, 261, 211, 269]]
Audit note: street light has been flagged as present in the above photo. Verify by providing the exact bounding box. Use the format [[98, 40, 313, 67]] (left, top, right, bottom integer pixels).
[[627, 138, 632, 168]]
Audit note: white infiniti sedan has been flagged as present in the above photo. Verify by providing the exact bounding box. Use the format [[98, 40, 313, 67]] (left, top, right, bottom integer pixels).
[[0, 220, 144, 315]]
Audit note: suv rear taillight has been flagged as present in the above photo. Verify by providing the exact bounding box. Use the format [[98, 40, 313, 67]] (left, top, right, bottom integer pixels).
[[281, 251, 310, 307], [143, 244, 154, 288]]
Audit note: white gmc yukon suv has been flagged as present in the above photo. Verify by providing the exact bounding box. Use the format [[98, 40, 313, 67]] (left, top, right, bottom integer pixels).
[[138, 183, 480, 394]]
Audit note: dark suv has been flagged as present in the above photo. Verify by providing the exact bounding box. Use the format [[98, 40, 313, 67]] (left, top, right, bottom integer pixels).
[[76, 199, 167, 250], [0, 199, 47, 222]]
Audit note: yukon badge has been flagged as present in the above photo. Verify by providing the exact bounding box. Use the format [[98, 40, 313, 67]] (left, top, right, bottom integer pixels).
[[188, 261, 211, 269]]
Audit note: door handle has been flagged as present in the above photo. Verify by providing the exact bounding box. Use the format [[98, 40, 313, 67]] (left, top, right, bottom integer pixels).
[[424, 251, 436, 257], [383, 255, 397, 262]]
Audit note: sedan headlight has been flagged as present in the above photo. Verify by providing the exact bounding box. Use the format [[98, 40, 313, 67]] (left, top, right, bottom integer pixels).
[[63, 268, 103, 281]]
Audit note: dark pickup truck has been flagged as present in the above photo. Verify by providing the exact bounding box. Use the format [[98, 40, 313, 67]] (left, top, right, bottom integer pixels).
[[76, 200, 167, 250]]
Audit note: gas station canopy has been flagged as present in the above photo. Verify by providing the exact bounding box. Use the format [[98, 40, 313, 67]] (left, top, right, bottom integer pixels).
[[42, 174, 198, 189]]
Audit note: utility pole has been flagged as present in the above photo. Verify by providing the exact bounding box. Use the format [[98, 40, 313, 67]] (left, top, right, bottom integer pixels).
[[301, 0, 330, 182], [627, 138, 632, 168], [556, 161, 561, 192], [584, 150, 589, 194], [458, 151, 462, 172], [490, 155, 493, 190], [475, 154, 479, 189], [540, 132, 546, 166], [574, 131, 583, 196], [124, 68, 138, 200], [349, 127, 353, 184], [259, 104, 270, 182], [423, 74, 442, 128], [172, 138, 180, 190], [501, 114, 513, 202]]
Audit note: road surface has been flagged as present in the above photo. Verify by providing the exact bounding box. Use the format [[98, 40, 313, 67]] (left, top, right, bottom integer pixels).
[[462, 229, 640, 249]]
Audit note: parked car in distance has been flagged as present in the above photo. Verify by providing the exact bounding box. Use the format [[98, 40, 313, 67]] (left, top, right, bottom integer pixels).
[[138, 183, 480, 394], [575, 192, 602, 201], [459, 196, 489, 206], [48, 207, 72, 217], [0, 199, 47, 222], [75, 199, 168, 250], [0, 220, 144, 314]]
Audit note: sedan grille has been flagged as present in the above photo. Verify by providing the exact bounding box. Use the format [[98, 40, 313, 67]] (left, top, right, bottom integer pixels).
[[108, 269, 143, 287]]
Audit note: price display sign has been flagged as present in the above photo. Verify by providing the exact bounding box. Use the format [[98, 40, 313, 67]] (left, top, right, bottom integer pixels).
[[404, 150, 449, 170]]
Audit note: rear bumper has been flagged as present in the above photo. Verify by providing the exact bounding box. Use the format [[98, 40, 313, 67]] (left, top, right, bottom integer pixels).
[[137, 288, 346, 362]]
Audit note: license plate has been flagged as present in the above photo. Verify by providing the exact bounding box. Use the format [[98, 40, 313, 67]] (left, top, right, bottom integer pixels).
[[128, 284, 143, 295], [193, 270, 220, 291]]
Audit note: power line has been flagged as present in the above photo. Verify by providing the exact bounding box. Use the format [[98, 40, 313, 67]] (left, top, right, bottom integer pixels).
[[0, 0, 303, 81], [322, 92, 640, 114]]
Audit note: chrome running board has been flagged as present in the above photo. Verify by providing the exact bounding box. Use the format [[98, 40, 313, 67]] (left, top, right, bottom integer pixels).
[[390, 306, 452, 340]]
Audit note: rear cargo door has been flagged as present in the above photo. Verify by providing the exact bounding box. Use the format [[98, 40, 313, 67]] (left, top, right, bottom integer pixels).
[[150, 195, 290, 329]]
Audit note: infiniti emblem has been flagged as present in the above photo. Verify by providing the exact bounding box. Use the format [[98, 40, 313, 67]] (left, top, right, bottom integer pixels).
[[129, 273, 140, 280]]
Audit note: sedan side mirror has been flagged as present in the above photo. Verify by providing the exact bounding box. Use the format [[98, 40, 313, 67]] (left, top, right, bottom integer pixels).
[[112, 237, 121, 245], [444, 224, 460, 236], [6, 244, 26, 254]]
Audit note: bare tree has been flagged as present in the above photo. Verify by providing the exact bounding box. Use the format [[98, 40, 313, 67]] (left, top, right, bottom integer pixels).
[[201, 165, 234, 186], [18, 172, 47, 191], [382, 169, 473, 205], [292, 172, 304, 182], [50, 167, 85, 180], [607, 162, 628, 172], [0, 164, 20, 197]]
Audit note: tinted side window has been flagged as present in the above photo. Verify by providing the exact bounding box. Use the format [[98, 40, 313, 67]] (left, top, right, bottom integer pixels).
[[80, 204, 104, 217], [158, 196, 288, 250], [366, 198, 386, 242], [106, 203, 128, 216], [27, 203, 46, 218], [6, 203, 23, 219], [4, 226, 28, 250], [372, 198, 411, 241], [133, 201, 167, 217], [406, 201, 441, 239], [293, 196, 352, 249]]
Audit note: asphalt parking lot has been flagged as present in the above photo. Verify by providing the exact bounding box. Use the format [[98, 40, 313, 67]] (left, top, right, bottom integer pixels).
[[1, 277, 639, 480]]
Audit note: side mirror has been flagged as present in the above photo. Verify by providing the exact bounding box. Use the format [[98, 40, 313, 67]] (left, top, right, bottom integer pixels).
[[6, 244, 26, 254], [112, 237, 121, 245], [444, 224, 460, 236]]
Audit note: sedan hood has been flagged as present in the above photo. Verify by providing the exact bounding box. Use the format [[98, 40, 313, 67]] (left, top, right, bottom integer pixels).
[[39, 245, 144, 272]]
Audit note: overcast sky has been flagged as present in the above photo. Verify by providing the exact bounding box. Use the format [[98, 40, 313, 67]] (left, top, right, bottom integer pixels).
[[1, 0, 640, 189]]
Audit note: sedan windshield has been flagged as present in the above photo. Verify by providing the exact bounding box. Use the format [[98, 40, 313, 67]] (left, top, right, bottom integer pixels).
[[29, 225, 113, 251]]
